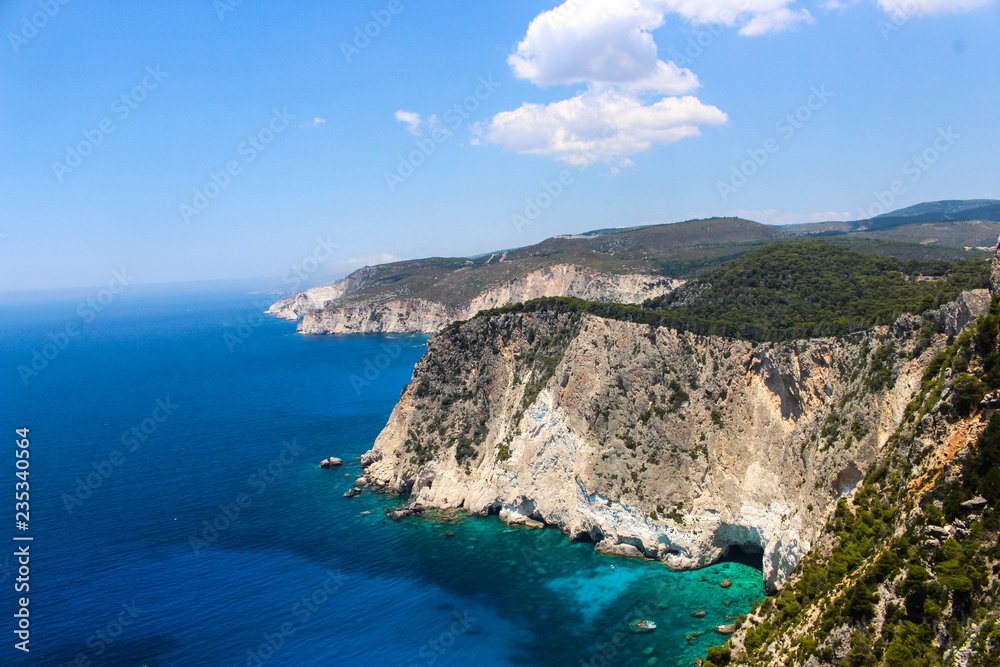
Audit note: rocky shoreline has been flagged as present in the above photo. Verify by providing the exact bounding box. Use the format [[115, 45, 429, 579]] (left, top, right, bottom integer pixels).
[[346, 291, 991, 590]]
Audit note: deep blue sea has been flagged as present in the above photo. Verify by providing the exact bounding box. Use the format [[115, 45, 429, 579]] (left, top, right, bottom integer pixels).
[[0, 288, 763, 666]]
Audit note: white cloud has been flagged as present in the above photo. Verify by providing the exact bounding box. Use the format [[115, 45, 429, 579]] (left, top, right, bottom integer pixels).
[[478, 89, 727, 166], [877, 0, 998, 16], [660, 0, 814, 33], [299, 117, 326, 129], [508, 2, 699, 91], [739, 7, 814, 35], [394, 110, 423, 135]]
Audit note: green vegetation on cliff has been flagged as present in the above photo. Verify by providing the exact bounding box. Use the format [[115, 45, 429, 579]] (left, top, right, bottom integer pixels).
[[704, 297, 1000, 667], [462, 241, 990, 342], [645, 241, 990, 340]]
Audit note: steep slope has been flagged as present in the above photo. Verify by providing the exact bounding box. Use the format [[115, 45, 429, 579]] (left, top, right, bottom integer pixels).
[[710, 295, 1000, 667], [358, 286, 991, 592], [285, 264, 681, 335], [270, 204, 995, 336]]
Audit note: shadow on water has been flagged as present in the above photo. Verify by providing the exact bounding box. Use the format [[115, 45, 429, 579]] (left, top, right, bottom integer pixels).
[[718, 544, 765, 572]]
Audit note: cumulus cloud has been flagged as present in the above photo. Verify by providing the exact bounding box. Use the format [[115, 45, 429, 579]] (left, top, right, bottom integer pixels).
[[507, 2, 699, 91], [480, 89, 727, 166], [478, 0, 822, 166]]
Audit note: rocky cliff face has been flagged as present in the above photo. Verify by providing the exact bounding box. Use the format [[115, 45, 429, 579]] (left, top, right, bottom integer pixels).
[[270, 264, 680, 335], [267, 267, 377, 321], [358, 291, 991, 592]]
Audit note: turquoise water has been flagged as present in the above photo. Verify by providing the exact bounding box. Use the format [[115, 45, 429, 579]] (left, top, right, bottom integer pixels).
[[0, 288, 763, 666]]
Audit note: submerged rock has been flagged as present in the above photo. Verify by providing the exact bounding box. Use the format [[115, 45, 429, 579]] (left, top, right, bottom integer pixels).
[[691, 611, 707, 618], [720, 579, 732, 588], [628, 619, 657, 633]]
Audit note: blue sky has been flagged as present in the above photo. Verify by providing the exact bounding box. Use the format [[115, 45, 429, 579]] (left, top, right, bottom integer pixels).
[[1, 0, 998, 292]]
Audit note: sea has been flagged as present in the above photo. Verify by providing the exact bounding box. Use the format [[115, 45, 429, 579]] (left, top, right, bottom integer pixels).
[[0, 287, 763, 667]]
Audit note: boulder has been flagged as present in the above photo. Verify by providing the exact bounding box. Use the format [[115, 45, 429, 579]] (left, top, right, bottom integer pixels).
[[343, 487, 360, 498], [359, 450, 382, 468], [595, 538, 644, 559], [960, 496, 988, 513], [714, 624, 736, 635], [319, 459, 331, 468], [980, 392, 1000, 408], [354, 477, 367, 487], [328, 457, 344, 466], [924, 525, 950, 540]]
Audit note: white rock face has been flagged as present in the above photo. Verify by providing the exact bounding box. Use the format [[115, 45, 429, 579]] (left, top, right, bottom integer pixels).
[[360, 299, 988, 591], [270, 264, 680, 334], [465, 264, 678, 314], [267, 267, 377, 320], [299, 299, 462, 335]]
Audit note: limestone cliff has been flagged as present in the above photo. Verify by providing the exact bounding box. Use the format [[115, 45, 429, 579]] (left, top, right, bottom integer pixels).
[[269, 264, 680, 335], [267, 266, 376, 321], [358, 291, 991, 592]]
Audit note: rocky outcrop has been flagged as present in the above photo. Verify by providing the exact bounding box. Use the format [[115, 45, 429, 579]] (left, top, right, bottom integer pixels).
[[267, 267, 377, 320], [358, 294, 989, 591], [271, 264, 680, 335], [991, 234, 1000, 293], [299, 298, 461, 335]]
